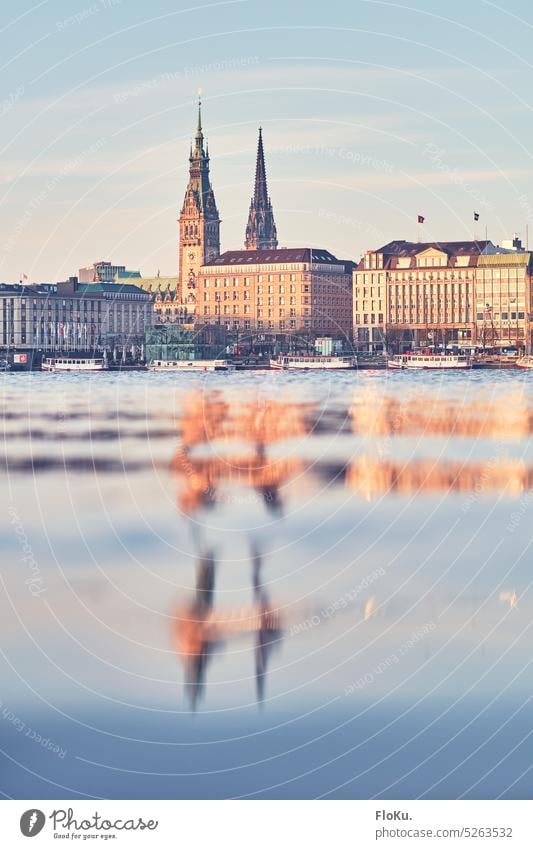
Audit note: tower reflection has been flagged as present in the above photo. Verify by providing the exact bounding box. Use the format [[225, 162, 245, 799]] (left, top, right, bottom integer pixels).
[[170, 391, 305, 709]]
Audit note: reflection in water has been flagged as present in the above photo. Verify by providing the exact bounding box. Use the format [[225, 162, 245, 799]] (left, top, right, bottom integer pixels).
[[172, 545, 283, 710], [350, 388, 532, 439], [346, 457, 532, 498], [170, 393, 309, 516], [170, 393, 296, 708], [4, 373, 533, 797], [167, 387, 533, 709]]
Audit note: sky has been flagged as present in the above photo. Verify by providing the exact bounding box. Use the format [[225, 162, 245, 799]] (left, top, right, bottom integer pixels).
[[1, 0, 533, 281]]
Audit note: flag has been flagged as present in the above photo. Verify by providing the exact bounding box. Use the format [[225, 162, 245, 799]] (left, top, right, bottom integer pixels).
[[417, 215, 425, 224], [22, 273, 28, 280], [473, 212, 479, 221]]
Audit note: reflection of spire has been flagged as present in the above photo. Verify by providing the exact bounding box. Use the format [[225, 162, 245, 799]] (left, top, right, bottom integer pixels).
[[172, 542, 284, 711], [178, 551, 217, 711], [251, 543, 282, 706]]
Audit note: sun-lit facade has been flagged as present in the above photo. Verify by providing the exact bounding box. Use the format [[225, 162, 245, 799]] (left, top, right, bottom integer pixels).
[[198, 248, 353, 340], [354, 239, 533, 352]]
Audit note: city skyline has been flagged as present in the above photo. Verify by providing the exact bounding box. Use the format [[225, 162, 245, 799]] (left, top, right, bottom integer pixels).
[[1, 0, 532, 282]]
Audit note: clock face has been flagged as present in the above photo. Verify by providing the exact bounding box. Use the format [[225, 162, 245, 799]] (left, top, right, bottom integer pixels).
[[188, 252, 195, 261]]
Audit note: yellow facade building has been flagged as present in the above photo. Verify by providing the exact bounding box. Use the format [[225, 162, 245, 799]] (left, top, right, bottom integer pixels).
[[354, 239, 533, 352], [199, 248, 353, 339]]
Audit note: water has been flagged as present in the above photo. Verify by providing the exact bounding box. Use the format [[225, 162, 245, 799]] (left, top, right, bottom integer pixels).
[[2, 369, 533, 799]]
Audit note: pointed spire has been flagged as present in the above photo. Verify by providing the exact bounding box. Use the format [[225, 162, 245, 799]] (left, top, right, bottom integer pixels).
[[196, 90, 202, 136], [245, 127, 278, 250], [254, 126, 267, 203]]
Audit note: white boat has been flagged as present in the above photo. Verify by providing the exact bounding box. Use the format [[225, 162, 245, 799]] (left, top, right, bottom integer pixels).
[[148, 359, 235, 372], [516, 355, 533, 370], [387, 353, 471, 370], [271, 355, 356, 370], [41, 357, 106, 372]]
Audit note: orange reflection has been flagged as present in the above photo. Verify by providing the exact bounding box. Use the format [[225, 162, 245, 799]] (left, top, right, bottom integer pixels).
[[346, 456, 530, 499], [170, 392, 312, 515], [172, 545, 283, 710], [350, 389, 531, 440]]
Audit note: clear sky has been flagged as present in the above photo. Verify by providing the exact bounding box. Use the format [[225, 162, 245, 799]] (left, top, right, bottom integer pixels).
[[1, 0, 532, 281]]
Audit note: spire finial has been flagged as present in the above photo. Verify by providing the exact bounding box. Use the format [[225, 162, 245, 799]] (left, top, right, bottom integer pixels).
[[197, 88, 202, 134]]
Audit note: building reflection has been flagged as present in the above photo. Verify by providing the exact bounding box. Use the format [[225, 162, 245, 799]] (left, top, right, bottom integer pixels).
[[170, 391, 307, 709], [170, 391, 310, 517], [350, 389, 531, 440], [346, 456, 532, 499], [172, 544, 283, 710], [169, 388, 533, 708]]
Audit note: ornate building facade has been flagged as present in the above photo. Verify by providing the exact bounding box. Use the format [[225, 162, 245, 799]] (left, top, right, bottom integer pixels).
[[178, 99, 220, 317], [199, 248, 353, 339], [244, 128, 278, 251], [153, 103, 354, 342], [353, 239, 533, 352]]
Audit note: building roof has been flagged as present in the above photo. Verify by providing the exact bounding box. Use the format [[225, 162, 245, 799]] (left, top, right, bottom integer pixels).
[[357, 239, 492, 270], [76, 282, 148, 295], [477, 251, 532, 266], [377, 239, 490, 257], [204, 247, 349, 266], [114, 270, 142, 280]]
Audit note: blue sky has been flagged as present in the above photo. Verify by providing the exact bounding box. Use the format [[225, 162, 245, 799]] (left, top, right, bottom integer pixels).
[[1, 0, 533, 281]]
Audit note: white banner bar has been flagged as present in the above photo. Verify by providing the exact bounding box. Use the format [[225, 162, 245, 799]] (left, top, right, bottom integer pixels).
[[1, 800, 531, 847]]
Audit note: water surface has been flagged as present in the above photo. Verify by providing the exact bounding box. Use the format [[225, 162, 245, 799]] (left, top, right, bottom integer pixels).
[[2, 369, 533, 799]]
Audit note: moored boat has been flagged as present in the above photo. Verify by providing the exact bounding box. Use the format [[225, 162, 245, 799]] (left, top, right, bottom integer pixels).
[[148, 359, 234, 372], [270, 354, 356, 370], [516, 355, 533, 369], [41, 357, 106, 372], [387, 353, 471, 370]]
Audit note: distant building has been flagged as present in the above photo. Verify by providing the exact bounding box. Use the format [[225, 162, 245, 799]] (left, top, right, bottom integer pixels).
[[354, 239, 533, 352], [354, 240, 489, 352], [475, 250, 532, 350], [145, 324, 227, 362], [78, 261, 141, 283], [0, 278, 152, 357], [200, 248, 353, 340], [170, 103, 353, 342]]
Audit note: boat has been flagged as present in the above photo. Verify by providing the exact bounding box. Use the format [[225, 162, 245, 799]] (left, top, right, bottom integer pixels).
[[270, 355, 356, 370], [516, 355, 533, 369], [387, 353, 471, 370], [41, 357, 106, 372], [148, 359, 235, 372]]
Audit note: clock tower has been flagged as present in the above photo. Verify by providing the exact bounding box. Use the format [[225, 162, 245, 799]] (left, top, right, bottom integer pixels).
[[178, 97, 220, 315]]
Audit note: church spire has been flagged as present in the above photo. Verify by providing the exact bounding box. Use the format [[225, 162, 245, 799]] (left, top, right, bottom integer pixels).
[[245, 127, 278, 251]]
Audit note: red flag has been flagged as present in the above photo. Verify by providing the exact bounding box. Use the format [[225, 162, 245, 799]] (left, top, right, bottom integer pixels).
[[417, 215, 425, 224]]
